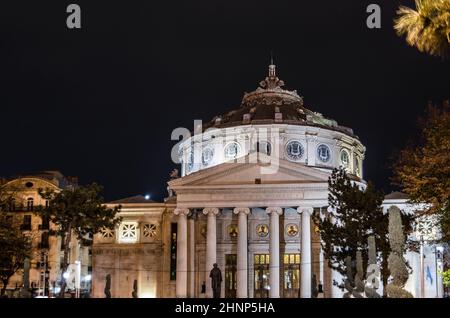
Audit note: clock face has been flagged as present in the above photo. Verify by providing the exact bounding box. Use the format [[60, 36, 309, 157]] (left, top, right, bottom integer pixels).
[[285, 140, 304, 161]]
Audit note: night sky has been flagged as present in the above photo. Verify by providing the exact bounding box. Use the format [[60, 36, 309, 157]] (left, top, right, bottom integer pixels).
[[1, 1, 448, 201]]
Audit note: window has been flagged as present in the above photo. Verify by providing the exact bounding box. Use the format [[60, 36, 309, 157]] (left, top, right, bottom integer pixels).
[[40, 216, 50, 230], [224, 142, 240, 160], [254, 254, 270, 298], [257, 141, 271, 156], [317, 144, 331, 163], [25, 182, 34, 188], [39, 232, 49, 249], [143, 223, 157, 238], [285, 140, 304, 161], [101, 227, 115, 238], [10, 199, 16, 211], [340, 149, 350, 168], [119, 223, 138, 243], [202, 147, 214, 166], [187, 151, 194, 172], [26, 198, 34, 211], [283, 254, 300, 297], [21, 215, 32, 231], [354, 156, 361, 177]]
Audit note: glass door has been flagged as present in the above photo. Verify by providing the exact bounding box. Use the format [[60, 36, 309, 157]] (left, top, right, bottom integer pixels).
[[282, 254, 300, 298], [225, 254, 237, 298], [254, 254, 270, 298]]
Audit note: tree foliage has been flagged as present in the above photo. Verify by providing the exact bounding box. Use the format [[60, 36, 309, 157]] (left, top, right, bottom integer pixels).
[[37, 183, 121, 297], [393, 101, 450, 243], [316, 168, 413, 296], [394, 0, 450, 59], [0, 215, 32, 296]]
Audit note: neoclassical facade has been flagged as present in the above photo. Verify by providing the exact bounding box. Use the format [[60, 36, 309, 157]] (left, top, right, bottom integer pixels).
[[1, 171, 91, 297], [91, 64, 444, 298]]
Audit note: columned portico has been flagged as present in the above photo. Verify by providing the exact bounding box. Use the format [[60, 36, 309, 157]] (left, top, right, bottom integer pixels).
[[266, 207, 283, 298], [233, 207, 250, 298], [298, 207, 313, 298], [174, 208, 190, 298], [203, 207, 219, 298]]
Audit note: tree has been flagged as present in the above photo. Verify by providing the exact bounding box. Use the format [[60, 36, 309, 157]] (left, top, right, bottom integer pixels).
[[394, 0, 450, 59], [393, 100, 450, 243], [315, 168, 413, 296], [37, 183, 121, 297], [386, 206, 414, 298], [0, 181, 32, 297], [0, 213, 32, 297]]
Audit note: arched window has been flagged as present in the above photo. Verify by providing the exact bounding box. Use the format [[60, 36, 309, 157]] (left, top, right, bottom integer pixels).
[[256, 141, 271, 156], [27, 198, 34, 211]]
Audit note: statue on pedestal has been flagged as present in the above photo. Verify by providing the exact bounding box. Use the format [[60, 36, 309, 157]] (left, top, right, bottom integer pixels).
[[104, 274, 111, 298], [209, 263, 222, 298]]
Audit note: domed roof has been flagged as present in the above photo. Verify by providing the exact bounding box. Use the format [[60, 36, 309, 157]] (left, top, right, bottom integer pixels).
[[203, 64, 356, 138]]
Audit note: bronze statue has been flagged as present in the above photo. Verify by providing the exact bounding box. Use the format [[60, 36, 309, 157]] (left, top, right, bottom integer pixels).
[[132, 279, 138, 298], [104, 274, 111, 298], [209, 263, 222, 298]]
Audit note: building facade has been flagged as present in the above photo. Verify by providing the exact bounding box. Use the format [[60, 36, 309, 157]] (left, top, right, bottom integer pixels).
[[91, 64, 444, 298], [1, 171, 91, 297]]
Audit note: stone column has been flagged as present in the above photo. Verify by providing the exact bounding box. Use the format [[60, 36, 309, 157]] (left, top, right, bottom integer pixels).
[[233, 207, 250, 298], [174, 208, 189, 298], [266, 207, 283, 298], [203, 207, 219, 298], [298, 207, 313, 298], [188, 215, 195, 297]]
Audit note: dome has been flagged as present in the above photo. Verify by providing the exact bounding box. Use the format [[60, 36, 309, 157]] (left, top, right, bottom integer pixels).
[[203, 64, 355, 138], [179, 63, 365, 180]]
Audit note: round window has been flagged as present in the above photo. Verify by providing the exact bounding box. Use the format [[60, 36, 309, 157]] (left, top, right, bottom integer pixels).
[[317, 144, 331, 163], [224, 142, 240, 160], [285, 140, 304, 161], [25, 182, 34, 188]]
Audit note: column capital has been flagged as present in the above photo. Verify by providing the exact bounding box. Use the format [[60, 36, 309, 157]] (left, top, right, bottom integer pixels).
[[233, 207, 250, 215], [203, 207, 219, 216], [266, 207, 283, 215], [174, 208, 190, 216], [297, 207, 314, 216]]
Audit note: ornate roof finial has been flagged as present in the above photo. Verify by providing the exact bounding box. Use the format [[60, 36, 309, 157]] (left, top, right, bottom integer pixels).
[[259, 53, 284, 89]]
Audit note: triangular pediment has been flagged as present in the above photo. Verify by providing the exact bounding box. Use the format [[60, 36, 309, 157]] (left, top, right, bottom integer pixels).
[[169, 153, 330, 189]]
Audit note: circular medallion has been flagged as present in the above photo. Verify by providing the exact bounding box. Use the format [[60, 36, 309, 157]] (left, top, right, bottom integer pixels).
[[286, 223, 299, 237], [228, 224, 238, 239], [256, 224, 269, 237]]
